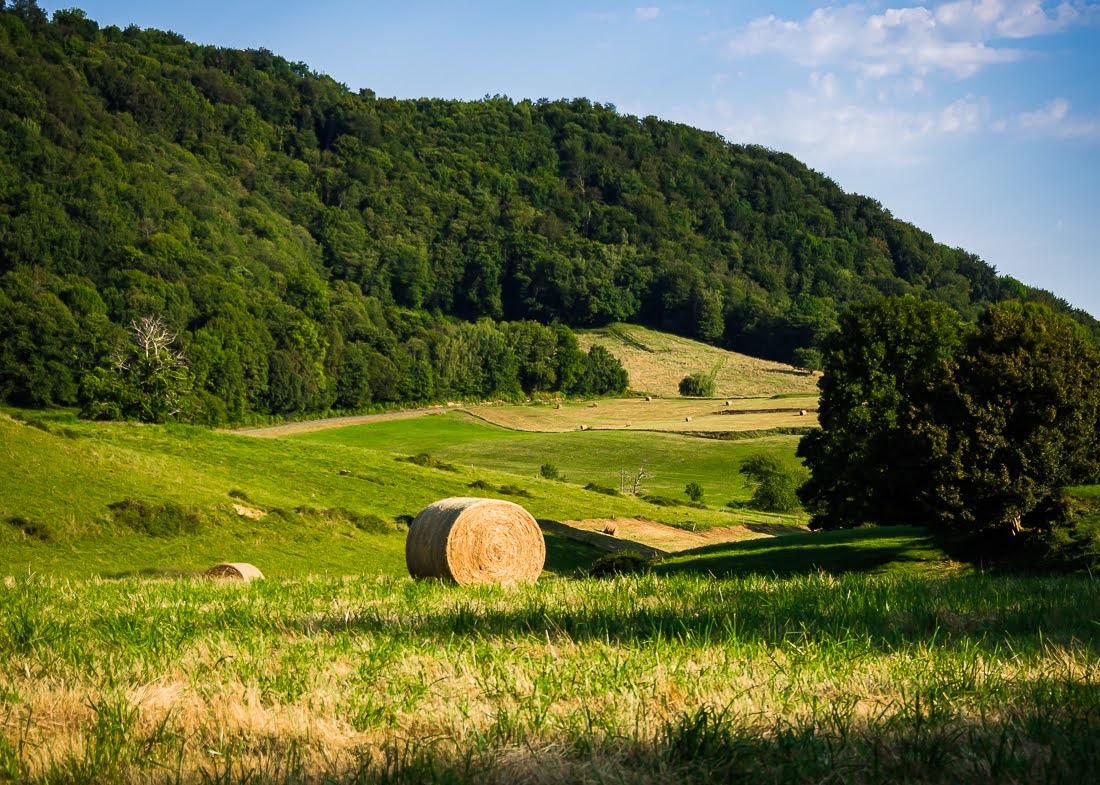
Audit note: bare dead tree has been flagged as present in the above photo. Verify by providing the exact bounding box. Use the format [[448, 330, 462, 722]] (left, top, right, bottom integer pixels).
[[620, 462, 653, 496]]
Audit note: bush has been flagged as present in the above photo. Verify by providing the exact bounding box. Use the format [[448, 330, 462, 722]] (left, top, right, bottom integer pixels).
[[679, 372, 716, 397], [588, 551, 652, 578], [685, 482, 705, 503], [5, 516, 52, 542], [108, 500, 202, 536], [739, 454, 804, 513], [400, 453, 457, 472], [540, 461, 561, 480], [585, 482, 620, 496]]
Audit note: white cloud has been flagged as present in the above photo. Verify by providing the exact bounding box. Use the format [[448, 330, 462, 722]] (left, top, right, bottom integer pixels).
[[692, 75, 990, 168], [1018, 96, 1071, 128], [723, 2, 1089, 79], [635, 7, 661, 22], [1015, 98, 1100, 137]]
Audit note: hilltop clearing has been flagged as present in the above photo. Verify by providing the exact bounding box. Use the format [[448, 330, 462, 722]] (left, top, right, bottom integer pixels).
[[577, 323, 820, 398]]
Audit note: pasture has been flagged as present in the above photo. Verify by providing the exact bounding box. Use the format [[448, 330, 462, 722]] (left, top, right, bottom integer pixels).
[[290, 410, 808, 505], [3, 360, 1099, 783], [576, 323, 820, 398]]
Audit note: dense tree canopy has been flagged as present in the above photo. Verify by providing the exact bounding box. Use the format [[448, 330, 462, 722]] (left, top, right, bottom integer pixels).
[[0, 3, 1096, 422], [799, 297, 1100, 540]]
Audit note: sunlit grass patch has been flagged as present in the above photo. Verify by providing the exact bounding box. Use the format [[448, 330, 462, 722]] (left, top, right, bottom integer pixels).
[[0, 570, 1097, 783]]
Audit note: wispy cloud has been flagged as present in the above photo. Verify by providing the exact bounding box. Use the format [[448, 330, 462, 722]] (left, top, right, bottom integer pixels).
[[694, 73, 990, 167], [635, 7, 661, 22], [1014, 98, 1100, 137], [723, 2, 1090, 78]]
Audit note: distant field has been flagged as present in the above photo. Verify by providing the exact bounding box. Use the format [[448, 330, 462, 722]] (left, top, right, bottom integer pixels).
[[0, 410, 806, 579], [577, 323, 820, 398], [293, 410, 808, 508], [466, 395, 818, 432]]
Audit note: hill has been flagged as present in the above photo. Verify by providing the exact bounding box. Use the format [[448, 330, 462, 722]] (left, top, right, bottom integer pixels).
[[1, 3, 1097, 424], [0, 408, 812, 577]]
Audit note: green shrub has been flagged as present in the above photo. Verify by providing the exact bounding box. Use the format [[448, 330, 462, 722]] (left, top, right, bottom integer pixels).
[[685, 482, 705, 503], [400, 453, 457, 472], [678, 372, 716, 397], [540, 461, 561, 480], [108, 500, 202, 537], [588, 551, 652, 577], [497, 485, 533, 498], [5, 516, 52, 542], [467, 479, 494, 490], [584, 482, 620, 496], [739, 454, 804, 513]]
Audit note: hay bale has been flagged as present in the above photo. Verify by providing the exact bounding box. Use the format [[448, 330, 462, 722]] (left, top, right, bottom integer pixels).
[[603, 522, 619, 536], [555, 403, 563, 410], [406, 497, 545, 586], [799, 409, 807, 416], [645, 396, 652, 401], [685, 416, 692, 422], [205, 562, 264, 581]]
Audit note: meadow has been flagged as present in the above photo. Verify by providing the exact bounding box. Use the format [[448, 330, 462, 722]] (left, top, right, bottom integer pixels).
[[3, 329, 1099, 783], [576, 323, 820, 398], [2, 569, 1099, 783]]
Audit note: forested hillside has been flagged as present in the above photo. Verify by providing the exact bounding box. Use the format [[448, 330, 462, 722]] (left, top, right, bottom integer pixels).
[[1, 2, 1095, 423]]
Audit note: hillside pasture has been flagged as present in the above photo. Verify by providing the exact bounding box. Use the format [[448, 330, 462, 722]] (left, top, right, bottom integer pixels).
[[0, 411, 807, 579], [576, 323, 820, 397], [292, 411, 809, 509], [465, 394, 819, 433]]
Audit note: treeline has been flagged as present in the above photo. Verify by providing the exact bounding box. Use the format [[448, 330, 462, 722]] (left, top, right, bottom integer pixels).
[[0, 2, 1095, 422]]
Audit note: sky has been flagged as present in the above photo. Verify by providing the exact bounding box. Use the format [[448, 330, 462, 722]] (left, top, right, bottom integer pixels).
[[38, 1, 1100, 318]]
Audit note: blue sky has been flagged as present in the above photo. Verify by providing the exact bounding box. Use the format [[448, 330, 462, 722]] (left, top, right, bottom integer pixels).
[[39, 1, 1100, 318]]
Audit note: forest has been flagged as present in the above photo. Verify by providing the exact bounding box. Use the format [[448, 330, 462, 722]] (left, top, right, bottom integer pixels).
[[1, 1, 1096, 423]]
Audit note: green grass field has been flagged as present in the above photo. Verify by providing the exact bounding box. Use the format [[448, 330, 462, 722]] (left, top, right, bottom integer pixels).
[[2, 570, 1098, 783], [291, 410, 806, 504], [4, 403, 1100, 783], [0, 409, 811, 579]]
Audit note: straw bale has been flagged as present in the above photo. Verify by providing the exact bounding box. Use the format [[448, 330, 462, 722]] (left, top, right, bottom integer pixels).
[[204, 562, 264, 581], [405, 497, 545, 586]]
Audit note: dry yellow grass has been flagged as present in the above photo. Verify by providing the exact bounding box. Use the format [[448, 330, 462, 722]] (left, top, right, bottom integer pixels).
[[576, 323, 820, 398], [467, 395, 818, 433], [557, 517, 804, 554]]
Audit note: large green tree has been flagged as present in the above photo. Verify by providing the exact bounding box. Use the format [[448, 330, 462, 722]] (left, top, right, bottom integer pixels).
[[923, 301, 1100, 536], [797, 297, 966, 529], [800, 297, 1100, 541]]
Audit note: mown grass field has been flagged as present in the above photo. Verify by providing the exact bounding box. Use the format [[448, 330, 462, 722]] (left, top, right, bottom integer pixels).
[[291, 410, 807, 505], [576, 323, 820, 398], [463, 394, 819, 433]]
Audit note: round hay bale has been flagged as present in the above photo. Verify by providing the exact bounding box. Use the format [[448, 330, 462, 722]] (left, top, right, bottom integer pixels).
[[406, 498, 545, 586], [205, 562, 264, 581]]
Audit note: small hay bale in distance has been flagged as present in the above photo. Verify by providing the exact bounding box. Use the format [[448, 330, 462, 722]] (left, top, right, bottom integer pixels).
[[603, 522, 619, 536], [406, 497, 545, 586], [205, 562, 264, 581]]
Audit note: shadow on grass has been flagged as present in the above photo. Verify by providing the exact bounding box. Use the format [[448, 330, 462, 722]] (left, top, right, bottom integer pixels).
[[655, 525, 948, 578], [353, 699, 1100, 785]]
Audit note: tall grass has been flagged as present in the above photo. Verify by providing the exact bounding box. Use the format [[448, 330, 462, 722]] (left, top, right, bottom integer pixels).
[[1, 570, 1098, 783]]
